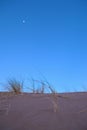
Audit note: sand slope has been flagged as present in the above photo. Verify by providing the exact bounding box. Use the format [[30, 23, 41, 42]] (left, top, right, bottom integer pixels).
[[0, 92, 87, 130]]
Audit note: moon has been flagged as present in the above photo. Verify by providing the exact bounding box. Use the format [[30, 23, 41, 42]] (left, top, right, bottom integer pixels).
[[22, 20, 26, 23]]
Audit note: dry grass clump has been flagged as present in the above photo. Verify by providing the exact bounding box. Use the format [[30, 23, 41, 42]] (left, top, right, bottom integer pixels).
[[0, 76, 69, 113], [7, 79, 23, 95], [28, 79, 45, 94], [33, 80, 45, 94], [28, 78, 59, 112], [44, 81, 59, 112]]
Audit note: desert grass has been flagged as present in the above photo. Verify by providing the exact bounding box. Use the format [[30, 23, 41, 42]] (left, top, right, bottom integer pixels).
[[0, 76, 69, 113], [27, 77, 70, 112], [6, 79, 23, 95], [44, 80, 59, 112], [43, 79, 70, 112], [0, 80, 23, 116], [27, 78, 59, 112], [33, 79, 45, 94], [27, 79, 45, 94]]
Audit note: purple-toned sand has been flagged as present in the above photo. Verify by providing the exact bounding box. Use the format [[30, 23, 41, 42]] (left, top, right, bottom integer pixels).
[[0, 92, 87, 130]]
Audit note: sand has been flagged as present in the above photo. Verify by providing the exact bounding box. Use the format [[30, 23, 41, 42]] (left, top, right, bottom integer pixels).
[[0, 92, 87, 130]]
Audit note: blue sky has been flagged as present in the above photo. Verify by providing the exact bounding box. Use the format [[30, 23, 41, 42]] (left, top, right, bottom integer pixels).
[[0, 0, 87, 92]]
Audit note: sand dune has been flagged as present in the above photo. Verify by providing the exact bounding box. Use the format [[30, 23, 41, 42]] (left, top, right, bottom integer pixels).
[[0, 92, 87, 130]]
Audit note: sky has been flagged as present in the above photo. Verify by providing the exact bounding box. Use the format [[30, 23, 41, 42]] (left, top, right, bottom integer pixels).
[[0, 0, 87, 92]]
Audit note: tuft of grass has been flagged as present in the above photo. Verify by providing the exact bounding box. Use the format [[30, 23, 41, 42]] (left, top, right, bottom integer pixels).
[[7, 79, 23, 95], [44, 80, 58, 112], [28, 77, 59, 112], [27, 79, 45, 94], [34, 80, 45, 94], [42, 78, 69, 112]]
